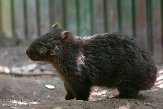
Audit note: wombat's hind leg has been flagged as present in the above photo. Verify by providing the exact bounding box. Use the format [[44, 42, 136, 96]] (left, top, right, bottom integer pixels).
[[73, 85, 91, 101], [117, 81, 139, 98]]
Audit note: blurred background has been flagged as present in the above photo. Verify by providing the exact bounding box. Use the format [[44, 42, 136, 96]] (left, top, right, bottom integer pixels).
[[0, 0, 163, 63], [0, 0, 163, 108], [0, 0, 162, 64]]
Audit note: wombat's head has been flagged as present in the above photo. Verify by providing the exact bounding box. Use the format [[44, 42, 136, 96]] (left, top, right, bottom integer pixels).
[[26, 24, 73, 61]]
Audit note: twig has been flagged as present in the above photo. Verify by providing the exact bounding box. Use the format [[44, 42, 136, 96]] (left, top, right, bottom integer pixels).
[[0, 71, 57, 77]]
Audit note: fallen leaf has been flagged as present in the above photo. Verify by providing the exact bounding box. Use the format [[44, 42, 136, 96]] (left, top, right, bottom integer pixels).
[[45, 84, 55, 90]]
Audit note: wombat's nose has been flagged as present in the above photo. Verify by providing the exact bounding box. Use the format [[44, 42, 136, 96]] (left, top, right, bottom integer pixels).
[[26, 48, 30, 56]]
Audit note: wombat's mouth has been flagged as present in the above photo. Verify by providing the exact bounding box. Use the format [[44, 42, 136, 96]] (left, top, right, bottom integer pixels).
[[26, 53, 40, 61], [28, 55, 40, 61]]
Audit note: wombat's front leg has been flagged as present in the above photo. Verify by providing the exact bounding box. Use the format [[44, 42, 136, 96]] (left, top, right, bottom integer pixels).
[[65, 91, 74, 100], [64, 82, 74, 100], [71, 83, 91, 101]]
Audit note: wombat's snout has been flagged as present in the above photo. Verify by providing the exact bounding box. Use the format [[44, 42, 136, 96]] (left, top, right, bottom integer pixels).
[[26, 48, 35, 59], [26, 48, 38, 61], [26, 46, 49, 61], [26, 48, 30, 57]]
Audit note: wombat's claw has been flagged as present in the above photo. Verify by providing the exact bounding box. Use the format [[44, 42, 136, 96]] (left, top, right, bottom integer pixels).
[[65, 93, 74, 100]]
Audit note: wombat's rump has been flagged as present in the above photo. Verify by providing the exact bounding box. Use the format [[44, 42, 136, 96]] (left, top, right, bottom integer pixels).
[[26, 24, 157, 100]]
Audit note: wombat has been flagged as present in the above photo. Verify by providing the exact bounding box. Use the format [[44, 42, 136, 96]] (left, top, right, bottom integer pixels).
[[26, 24, 157, 100]]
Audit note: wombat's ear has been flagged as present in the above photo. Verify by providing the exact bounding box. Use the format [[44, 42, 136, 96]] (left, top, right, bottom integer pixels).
[[52, 24, 59, 29], [50, 23, 63, 34], [61, 31, 72, 42]]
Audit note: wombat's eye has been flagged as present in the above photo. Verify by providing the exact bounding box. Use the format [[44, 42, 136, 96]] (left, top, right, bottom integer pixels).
[[39, 47, 48, 56], [39, 50, 44, 55]]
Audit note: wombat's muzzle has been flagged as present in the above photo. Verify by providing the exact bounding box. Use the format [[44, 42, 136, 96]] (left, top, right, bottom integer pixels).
[[26, 48, 37, 60], [26, 47, 48, 61], [26, 49, 33, 58], [26, 48, 30, 57]]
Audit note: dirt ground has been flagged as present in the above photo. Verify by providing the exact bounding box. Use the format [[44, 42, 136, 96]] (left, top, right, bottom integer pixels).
[[0, 45, 163, 109]]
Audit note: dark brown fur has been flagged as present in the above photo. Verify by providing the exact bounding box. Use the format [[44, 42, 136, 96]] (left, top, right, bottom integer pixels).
[[26, 24, 157, 100]]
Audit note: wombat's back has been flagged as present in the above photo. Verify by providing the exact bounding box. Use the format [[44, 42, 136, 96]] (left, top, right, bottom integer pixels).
[[82, 32, 157, 90]]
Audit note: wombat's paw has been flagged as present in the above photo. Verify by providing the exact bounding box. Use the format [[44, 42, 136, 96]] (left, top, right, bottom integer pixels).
[[114, 90, 139, 99], [65, 93, 74, 100]]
